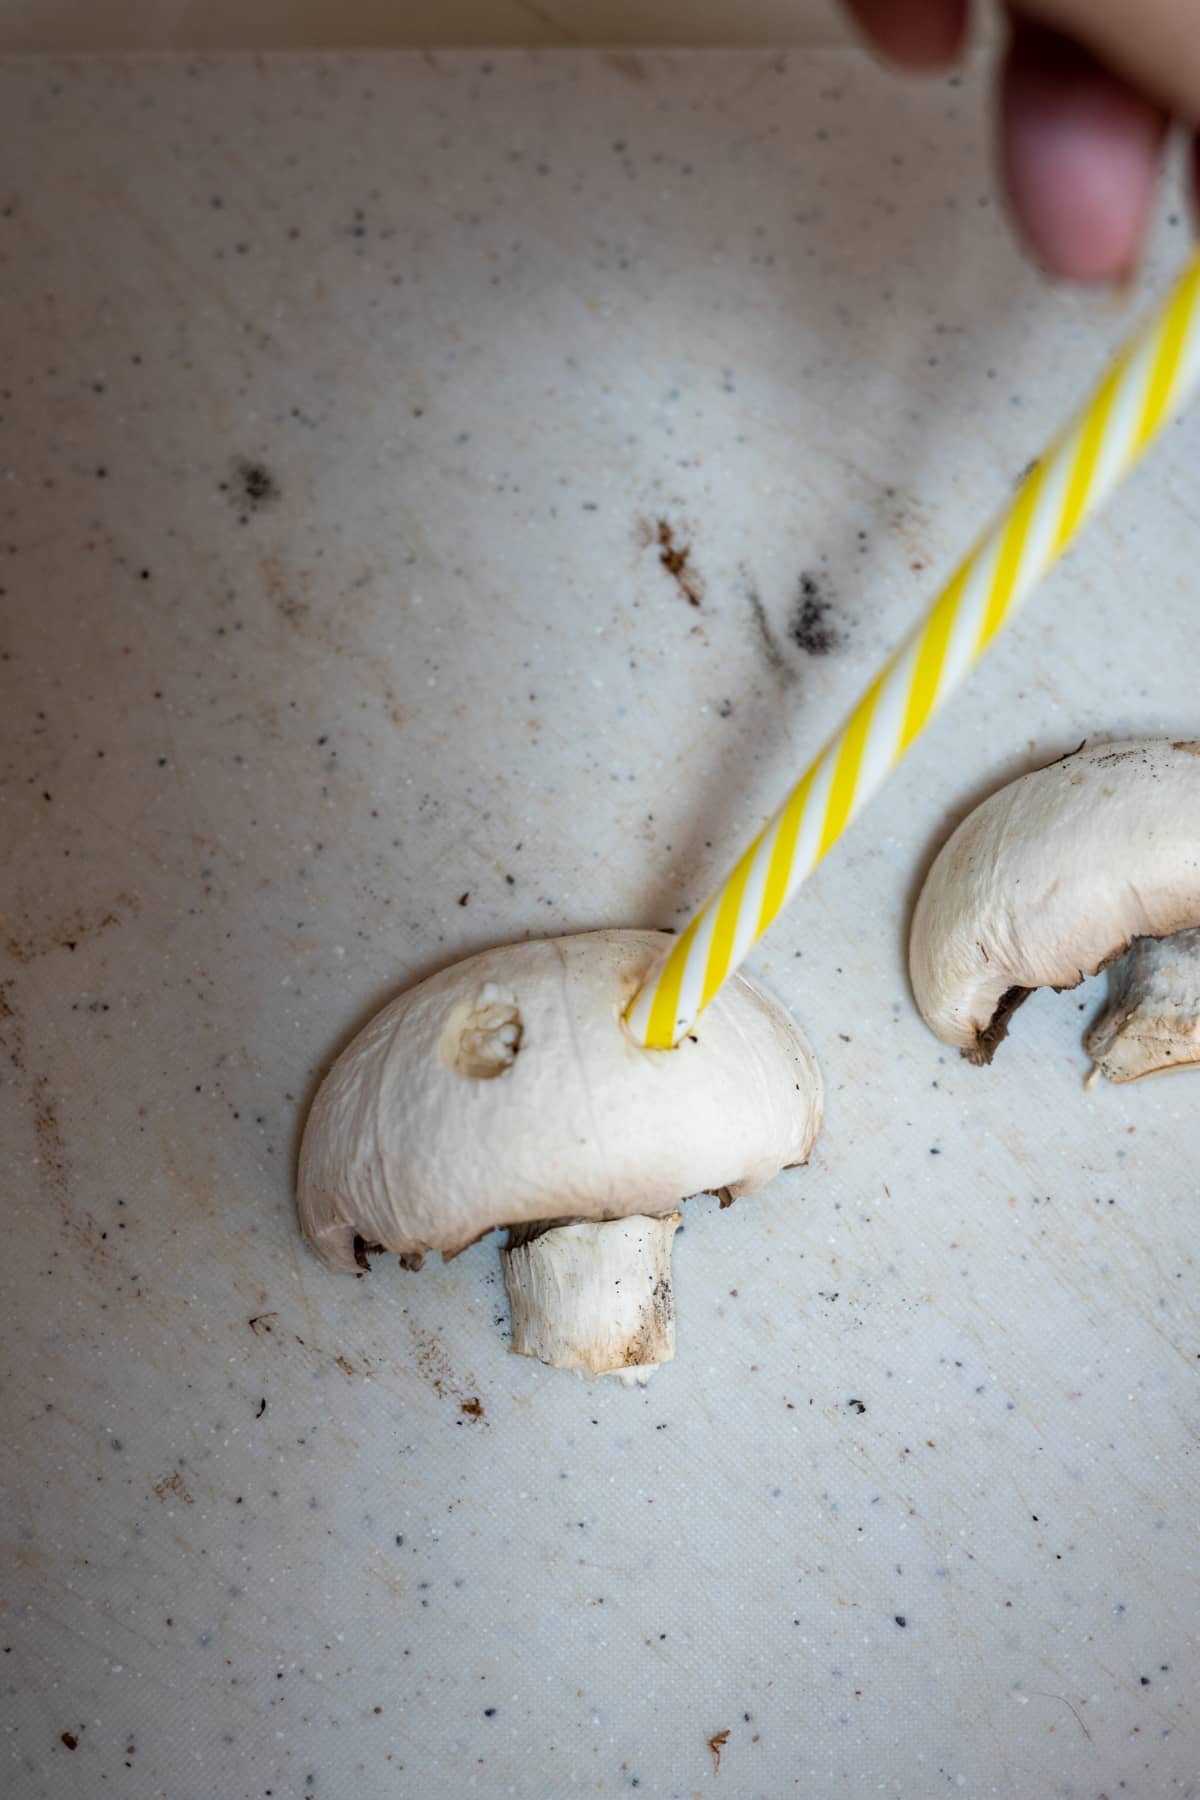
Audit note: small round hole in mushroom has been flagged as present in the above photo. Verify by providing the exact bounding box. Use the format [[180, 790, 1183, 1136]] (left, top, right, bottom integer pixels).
[[439, 982, 523, 1080]]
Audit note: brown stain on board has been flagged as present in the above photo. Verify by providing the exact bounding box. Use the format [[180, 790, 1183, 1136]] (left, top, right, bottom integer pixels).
[[656, 520, 703, 607], [261, 548, 313, 625], [410, 1327, 457, 1397], [638, 516, 703, 607], [604, 49, 649, 83], [708, 1729, 730, 1774], [510, 0, 577, 42], [890, 492, 933, 569], [31, 1074, 69, 1195], [0, 982, 21, 1064], [259, 544, 391, 692], [5, 892, 139, 965], [153, 1471, 194, 1506], [409, 1326, 489, 1427], [0, 982, 80, 1223], [259, 547, 411, 745]]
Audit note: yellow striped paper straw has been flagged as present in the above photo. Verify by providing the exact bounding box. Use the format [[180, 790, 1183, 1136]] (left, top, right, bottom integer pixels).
[[628, 250, 1200, 1051]]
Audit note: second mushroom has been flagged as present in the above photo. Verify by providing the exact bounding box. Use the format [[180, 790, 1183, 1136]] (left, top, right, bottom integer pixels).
[[909, 737, 1200, 1080]]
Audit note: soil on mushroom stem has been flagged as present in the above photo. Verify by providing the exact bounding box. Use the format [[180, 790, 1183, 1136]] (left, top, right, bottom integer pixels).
[[616, 1275, 674, 1368]]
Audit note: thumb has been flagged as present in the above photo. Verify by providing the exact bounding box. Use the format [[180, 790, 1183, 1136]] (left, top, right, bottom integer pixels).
[[1000, 18, 1168, 280]]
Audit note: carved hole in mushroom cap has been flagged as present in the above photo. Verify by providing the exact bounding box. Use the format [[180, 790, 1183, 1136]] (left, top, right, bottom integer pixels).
[[440, 983, 523, 1080]]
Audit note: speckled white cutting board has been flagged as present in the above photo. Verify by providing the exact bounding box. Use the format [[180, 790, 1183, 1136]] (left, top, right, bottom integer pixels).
[[1, 49, 1198, 1800]]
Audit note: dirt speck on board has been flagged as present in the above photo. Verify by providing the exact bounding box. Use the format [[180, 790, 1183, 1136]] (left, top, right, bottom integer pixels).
[[707, 1728, 730, 1774], [1, 987, 26, 1080], [248, 1312, 278, 1336], [353, 1235, 385, 1272], [260, 549, 311, 623], [153, 1471, 194, 1506], [742, 573, 792, 681], [228, 458, 280, 517], [32, 1075, 69, 1195], [60, 1733, 78, 1751], [6, 892, 139, 965], [0, 985, 110, 1248], [412, 1329, 457, 1398], [639, 516, 703, 607], [605, 48, 648, 83], [789, 572, 839, 656], [335, 1354, 359, 1377], [410, 1326, 490, 1425]]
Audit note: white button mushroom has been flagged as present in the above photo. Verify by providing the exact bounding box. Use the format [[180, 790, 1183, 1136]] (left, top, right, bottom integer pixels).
[[909, 738, 1200, 1079], [297, 928, 822, 1379]]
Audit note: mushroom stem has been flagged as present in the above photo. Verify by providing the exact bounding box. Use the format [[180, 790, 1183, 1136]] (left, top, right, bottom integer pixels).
[[503, 1213, 683, 1384], [1084, 928, 1200, 1084]]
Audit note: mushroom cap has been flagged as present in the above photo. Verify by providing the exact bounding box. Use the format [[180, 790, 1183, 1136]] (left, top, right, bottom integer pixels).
[[910, 738, 1200, 1057], [298, 928, 822, 1270]]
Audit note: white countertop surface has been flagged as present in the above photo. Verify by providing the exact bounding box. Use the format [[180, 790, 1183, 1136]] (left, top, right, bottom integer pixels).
[[2, 49, 1198, 1800]]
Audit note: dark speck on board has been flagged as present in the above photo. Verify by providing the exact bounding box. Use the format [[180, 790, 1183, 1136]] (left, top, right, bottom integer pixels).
[[789, 572, 838, 656], [229, 458, 280, 517]]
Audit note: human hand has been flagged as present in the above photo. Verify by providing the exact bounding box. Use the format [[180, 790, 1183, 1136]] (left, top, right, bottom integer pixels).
[[843, 1, 1200, 280]]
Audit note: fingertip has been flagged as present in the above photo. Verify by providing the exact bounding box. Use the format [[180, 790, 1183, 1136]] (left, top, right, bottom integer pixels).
[[843, 0, 969, 71], [1000, 24, 1167, 283]]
